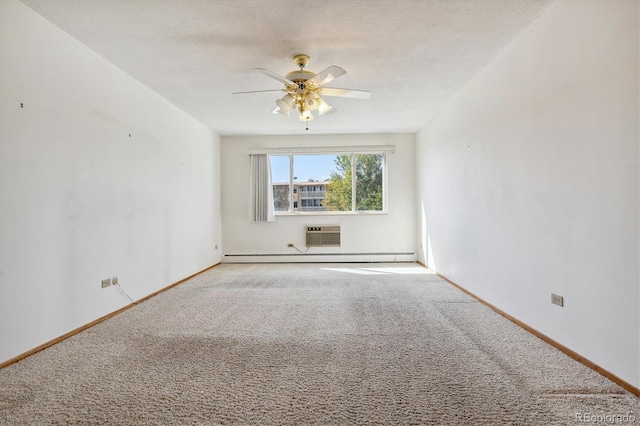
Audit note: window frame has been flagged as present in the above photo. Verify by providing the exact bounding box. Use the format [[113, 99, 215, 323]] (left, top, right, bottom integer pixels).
[[270, 150, 388, 216]]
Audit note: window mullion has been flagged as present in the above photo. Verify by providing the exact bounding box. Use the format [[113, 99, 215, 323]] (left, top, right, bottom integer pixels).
[[351, 154, 356, 212], [382, 153, 387, 212], [289, 155, 294, 212]]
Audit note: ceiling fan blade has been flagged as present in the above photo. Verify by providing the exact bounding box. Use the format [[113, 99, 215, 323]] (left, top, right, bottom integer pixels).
[[307, 66, 346, 87], [255, 68, 295, 85], [232, 89, 285, 95], [321, 87, 371, 99]]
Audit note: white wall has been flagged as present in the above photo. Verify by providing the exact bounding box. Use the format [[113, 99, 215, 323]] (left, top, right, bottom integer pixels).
[[416, 0, 639, 388], [221, 133, 416, 262], [0, 1, 221, 364]]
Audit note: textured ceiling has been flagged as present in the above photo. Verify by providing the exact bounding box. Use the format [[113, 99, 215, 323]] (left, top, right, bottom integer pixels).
[[20, 0, 552, 136]]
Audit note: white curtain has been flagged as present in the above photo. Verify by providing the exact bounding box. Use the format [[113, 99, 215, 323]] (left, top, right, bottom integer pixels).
[[249, 154, 275, 222]]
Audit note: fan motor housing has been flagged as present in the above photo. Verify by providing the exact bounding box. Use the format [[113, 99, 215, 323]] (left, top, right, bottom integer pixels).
[[286, 70, 314, 82]]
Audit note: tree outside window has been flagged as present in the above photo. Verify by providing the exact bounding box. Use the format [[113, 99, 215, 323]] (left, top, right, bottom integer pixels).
[[324, 154, 383, 212]]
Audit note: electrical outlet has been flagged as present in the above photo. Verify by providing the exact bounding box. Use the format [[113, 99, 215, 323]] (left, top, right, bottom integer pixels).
[[101, 278, 112, 288], [112, 276, 119, 286], [287, 243, 294, 247], [551, 293, 564, 307]]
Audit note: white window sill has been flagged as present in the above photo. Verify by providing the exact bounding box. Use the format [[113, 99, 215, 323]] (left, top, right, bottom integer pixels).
[[274, 211, 389, 217]]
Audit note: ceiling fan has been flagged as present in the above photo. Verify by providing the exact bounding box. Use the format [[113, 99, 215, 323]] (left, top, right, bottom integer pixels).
[[233, 54, 371, 129]]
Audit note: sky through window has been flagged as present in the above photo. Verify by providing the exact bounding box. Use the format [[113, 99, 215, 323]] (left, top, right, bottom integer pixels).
[[271, 154, 337, 183]]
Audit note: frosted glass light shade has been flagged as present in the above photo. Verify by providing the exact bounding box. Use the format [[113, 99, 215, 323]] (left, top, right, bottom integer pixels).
[[299, 110, 313, 121], [276, 94, 294, 114], [317, 98, 333, 115]]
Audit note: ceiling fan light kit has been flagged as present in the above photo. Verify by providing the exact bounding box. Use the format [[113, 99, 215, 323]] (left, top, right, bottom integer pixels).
[[277, 54, 339, 124], [234, 54, 371, 129]]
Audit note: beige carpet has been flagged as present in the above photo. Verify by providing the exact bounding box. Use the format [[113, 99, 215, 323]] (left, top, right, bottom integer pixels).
[[1, 263, 638, 425]]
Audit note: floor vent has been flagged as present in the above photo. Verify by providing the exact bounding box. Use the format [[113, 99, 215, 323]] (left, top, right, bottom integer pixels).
[[306, 225, 341, 247]]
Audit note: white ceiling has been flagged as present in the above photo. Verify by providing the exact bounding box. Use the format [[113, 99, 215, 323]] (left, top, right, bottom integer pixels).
[[21, 0, 552, 136]]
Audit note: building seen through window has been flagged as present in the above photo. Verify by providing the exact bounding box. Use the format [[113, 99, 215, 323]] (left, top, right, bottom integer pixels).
[[272, 180, 329, 212]]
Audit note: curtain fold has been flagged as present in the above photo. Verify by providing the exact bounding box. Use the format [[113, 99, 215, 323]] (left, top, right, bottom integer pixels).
[[249, 154, 275, 222]]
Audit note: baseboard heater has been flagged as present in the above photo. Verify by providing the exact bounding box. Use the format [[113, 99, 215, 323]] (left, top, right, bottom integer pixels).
[[223, 251, 416, 263], [225, 252, 415, 257], [306, 225, 340, 247]]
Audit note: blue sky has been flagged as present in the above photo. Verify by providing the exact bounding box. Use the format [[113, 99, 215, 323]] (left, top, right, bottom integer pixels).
[[271, 155, 338, 183]]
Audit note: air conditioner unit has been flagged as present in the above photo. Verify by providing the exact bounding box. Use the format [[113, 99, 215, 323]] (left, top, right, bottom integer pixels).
[[306, 225, 341, 247]]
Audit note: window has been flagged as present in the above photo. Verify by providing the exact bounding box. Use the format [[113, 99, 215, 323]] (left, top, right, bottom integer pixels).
[[270, 152, 386, 214]]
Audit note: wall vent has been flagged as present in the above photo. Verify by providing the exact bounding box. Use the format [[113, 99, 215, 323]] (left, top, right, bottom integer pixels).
[[306, 225, 341, 247]]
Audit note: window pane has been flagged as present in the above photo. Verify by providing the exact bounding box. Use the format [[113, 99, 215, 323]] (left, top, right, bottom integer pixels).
[[270, 155, 290, 212], [317, 154, 352, 212], [355, 154, 383, 211], [293, 155, 340, 212]]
